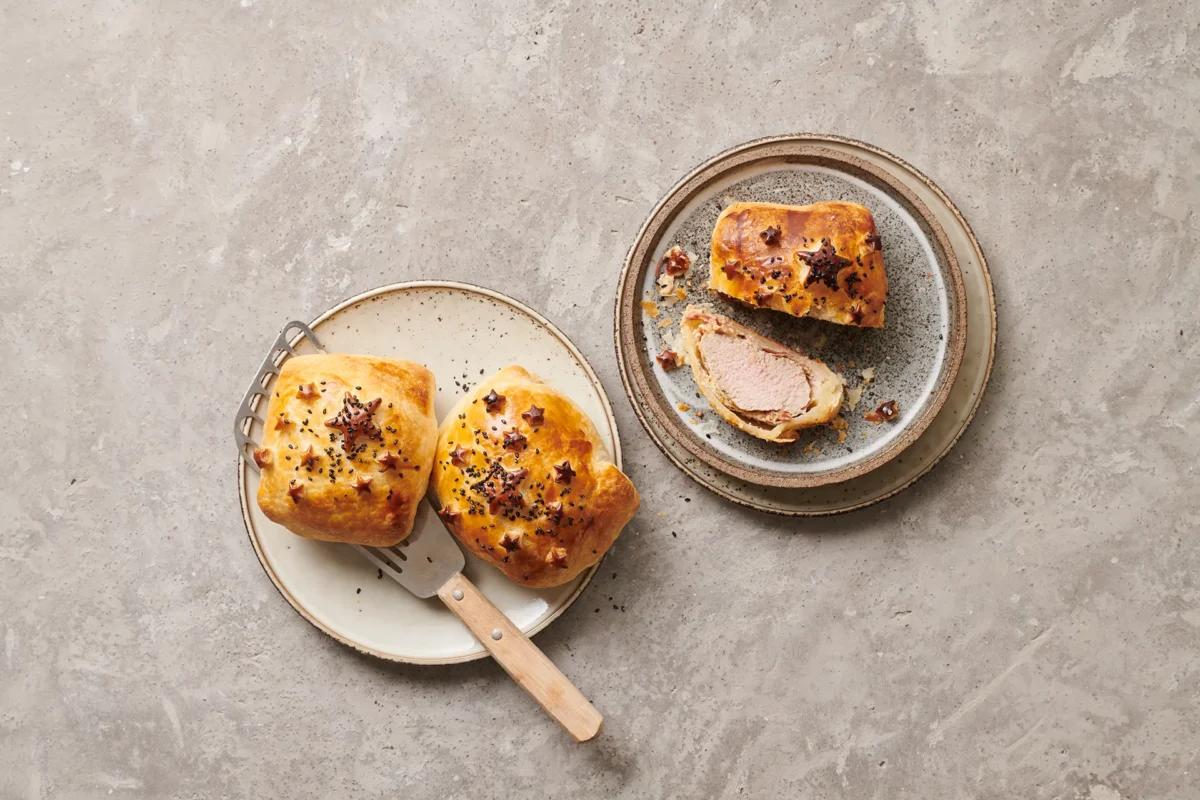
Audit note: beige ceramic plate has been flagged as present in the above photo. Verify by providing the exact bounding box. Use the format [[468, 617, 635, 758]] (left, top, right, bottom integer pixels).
[[615, 134, 995, 514], [237, 282, 622, 663]]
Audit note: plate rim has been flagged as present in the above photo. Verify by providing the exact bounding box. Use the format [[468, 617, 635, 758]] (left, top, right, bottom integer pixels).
[[615, 136, 969, 488], [614, 132, 996, 513], [237, 280, 622, 664]]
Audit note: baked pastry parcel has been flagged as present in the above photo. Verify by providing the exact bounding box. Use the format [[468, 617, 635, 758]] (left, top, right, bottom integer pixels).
[[431, 366, 639, 588], [255, 354, 438, 546], [708, 201, 887, 328], [680, 306, 844, 443]]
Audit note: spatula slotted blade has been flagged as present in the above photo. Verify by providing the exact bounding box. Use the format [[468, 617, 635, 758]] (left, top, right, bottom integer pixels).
[[355, 501, 464, 598]]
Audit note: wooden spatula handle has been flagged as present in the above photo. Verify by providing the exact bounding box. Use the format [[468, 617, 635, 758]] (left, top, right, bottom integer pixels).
[[436, 572, 602, 742]]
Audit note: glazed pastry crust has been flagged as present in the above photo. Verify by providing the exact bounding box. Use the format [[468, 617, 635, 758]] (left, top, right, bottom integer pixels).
[[431, 366, 639, 588], [708, 201, 887, 328], [680, 305, 844, 443], [255, 354, 437, 546]]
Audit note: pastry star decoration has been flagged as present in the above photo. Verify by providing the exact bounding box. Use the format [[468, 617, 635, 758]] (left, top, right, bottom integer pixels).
[[521, 405, 545, 427], [797, 238, 852, 290], [503, 467, 529, 487], [299, 445, 319, 467], [471, 463, 528, 512], [325, 393, 383, 454], [483, 390, 505, 413], [553, 461, 575, 484]]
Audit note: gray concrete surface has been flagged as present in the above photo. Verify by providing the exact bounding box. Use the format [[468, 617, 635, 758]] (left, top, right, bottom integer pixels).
[[2, 2, 1198, 798]]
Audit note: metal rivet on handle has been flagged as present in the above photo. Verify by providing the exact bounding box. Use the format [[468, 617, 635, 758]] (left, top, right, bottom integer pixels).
[[452, 589, 464, 601], [491, 629, 503, 640]]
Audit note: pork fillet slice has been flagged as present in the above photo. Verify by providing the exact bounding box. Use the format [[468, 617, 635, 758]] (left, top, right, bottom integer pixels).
[[679, 305, 844, 443]]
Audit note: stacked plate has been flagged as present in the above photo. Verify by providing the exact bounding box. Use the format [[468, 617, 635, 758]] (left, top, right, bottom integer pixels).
[[613, 134, 995, 515]]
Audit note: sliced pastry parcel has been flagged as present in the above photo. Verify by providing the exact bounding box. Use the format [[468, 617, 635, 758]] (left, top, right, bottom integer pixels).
[[680, 306, 844, 443]]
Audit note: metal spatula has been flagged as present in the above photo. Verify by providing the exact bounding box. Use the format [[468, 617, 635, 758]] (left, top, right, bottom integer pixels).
[[234, 321, 602, 742]]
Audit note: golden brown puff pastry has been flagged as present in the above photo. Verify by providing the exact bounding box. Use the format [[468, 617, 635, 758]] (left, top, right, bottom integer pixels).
[[680, 305, 844, 443], [708, 201, 887, 328], [255, 354, 437, 546], [431, 366, 639, 588]]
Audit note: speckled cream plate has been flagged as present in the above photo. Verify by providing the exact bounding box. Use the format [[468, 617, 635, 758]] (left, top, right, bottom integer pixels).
[[237, 282, 621, 663], [616, 134, 995, 514]]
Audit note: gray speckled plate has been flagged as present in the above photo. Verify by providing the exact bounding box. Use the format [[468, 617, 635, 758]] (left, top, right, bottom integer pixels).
[[616, 136, 971, 492], [616, 135, 994, 514]]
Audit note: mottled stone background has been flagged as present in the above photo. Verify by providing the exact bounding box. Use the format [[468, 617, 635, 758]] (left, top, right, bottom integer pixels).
[[2, 2, 1197, 798]]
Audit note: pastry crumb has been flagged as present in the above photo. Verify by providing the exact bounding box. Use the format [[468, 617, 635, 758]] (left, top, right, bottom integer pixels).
[[865, 399, 900, 423], [658, 245, 692, 277], [656, 272, 676, 297], [845, 384, 864, 411], [657, 316, 673, 329], [640, 299, 660, 318], [846, 365, 875, 410], [656, 349, 682, 371], [802, 441, 822, 456], [830, 415, 849, 444], [677, 402, 690, 413]]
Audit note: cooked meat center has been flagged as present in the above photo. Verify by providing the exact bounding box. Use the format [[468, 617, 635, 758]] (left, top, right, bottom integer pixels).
[[698, 331, 812, 414]]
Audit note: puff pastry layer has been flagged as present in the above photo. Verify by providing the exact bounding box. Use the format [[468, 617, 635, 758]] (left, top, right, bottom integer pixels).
[[708, 201, 887, 328], [431, 366, 639, 588], [681, 306, 844, 443], [255, 354, 438, 546]]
